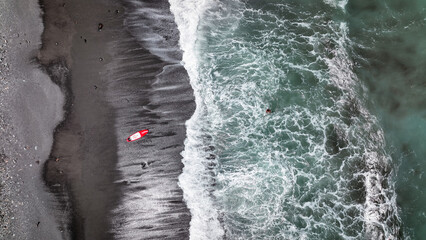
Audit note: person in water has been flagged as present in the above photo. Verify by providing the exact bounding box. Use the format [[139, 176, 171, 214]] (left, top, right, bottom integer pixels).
[[266, 108, 272, 113]]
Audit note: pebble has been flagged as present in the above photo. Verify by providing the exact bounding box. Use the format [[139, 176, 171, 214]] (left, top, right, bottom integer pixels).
[[141, 161, 148, 169]]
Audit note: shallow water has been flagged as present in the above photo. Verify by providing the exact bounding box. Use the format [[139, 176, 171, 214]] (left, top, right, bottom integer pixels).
[[169, 0, 425, 239]]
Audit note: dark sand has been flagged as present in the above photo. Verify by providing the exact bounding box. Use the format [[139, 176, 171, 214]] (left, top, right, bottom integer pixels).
[[38, 0, 123, 239], [0, 0, 65, 239], [105, 1, 194, 238], [1, 0, 193, 238], [37, 0, 193, 239]]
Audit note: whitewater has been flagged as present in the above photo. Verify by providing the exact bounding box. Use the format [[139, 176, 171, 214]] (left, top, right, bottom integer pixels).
[[167, 0, 417, 239]]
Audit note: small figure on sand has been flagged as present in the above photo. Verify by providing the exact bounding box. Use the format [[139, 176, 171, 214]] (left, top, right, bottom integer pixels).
[[266, 108, 272, 114], [98, 23, 103, 31]]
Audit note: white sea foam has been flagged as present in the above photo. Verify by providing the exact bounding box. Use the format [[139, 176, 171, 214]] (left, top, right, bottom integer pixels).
[[169, 0, 225, 239], [170, 0, 400, 239], [323, 0, 348, 10], [324, 21, 400, 239]]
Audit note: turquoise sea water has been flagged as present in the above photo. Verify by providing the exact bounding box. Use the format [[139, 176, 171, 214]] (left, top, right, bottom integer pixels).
[[347, 0, 426, 238], [170, 0, 425, 239]]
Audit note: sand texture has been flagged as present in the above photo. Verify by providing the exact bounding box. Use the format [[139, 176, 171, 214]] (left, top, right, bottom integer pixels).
[[1, 0, 193, 238], [0, 0, 65, 239]]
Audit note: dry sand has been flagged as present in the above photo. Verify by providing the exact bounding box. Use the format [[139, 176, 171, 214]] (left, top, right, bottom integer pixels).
[[0, 0, 124, 238], [0, 0, 65, 239], [1, 0, 193, 238]]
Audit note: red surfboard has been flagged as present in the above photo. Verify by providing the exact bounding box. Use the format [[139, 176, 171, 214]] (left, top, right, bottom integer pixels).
[[127, 129, 149, 142]]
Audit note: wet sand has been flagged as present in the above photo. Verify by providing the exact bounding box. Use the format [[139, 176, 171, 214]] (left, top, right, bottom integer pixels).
[[106, 1, 194, 238], [39, 0, 193, 239], [38, 0, 124, 239], [1, 0, 193, 238]]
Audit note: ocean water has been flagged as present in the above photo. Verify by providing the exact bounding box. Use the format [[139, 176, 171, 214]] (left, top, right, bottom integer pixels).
[[169, 0, 426, 239], [347, 0, 426, 239]]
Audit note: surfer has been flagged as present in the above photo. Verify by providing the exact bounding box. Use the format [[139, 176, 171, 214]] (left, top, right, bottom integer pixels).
[[266, 108, 272, 114]]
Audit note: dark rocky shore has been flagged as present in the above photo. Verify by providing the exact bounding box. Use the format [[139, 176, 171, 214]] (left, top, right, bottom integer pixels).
[[1, 0, 193, 239]]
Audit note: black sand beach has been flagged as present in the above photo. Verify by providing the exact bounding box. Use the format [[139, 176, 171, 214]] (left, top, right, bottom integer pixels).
[[1, 0, 193, 239], [0, 0, 64, 239], [39, 0, 122, 238], [106, 1, 193, 238]]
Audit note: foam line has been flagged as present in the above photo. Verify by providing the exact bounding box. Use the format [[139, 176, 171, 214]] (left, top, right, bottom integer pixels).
[[169, 0, 225, 239]]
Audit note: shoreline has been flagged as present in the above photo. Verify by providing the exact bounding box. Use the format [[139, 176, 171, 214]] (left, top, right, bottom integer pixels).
[[1, 0, 194, 238], [39, 0, 194, 238], [106, 0, 193, 238]]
